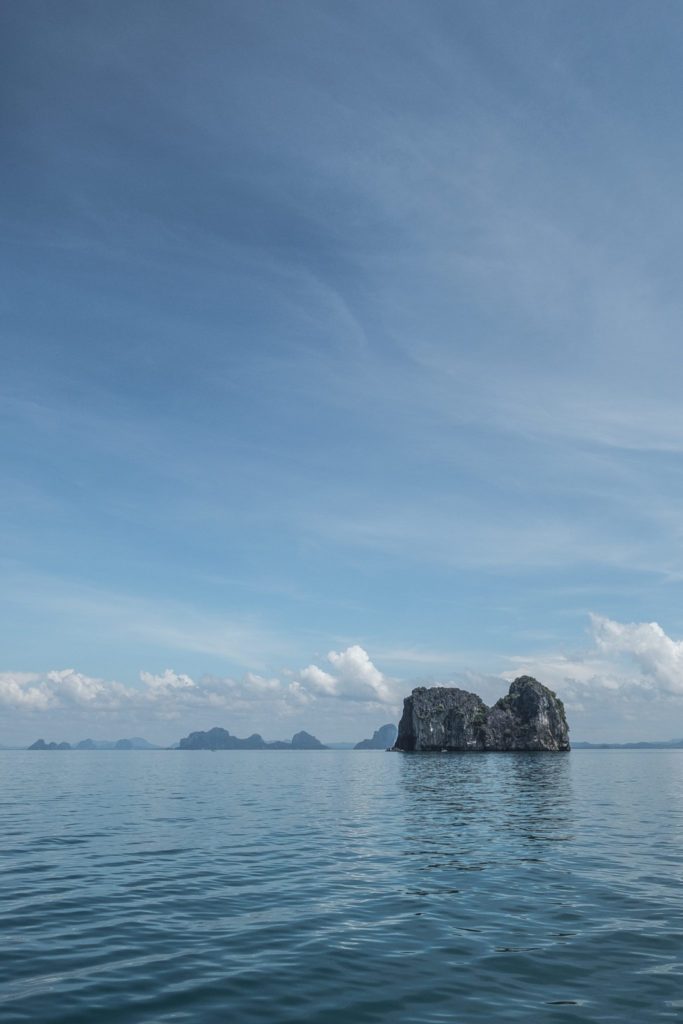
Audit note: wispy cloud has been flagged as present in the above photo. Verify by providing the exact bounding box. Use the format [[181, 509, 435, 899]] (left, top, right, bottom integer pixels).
[[0, 567, 294, 671], [5, 1, 683, 738]]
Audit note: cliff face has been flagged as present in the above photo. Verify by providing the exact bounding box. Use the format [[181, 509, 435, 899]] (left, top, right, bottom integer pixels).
[[485, 677, 570, 751], [395, 688, 489, 752], [394, 676, 569, 752]]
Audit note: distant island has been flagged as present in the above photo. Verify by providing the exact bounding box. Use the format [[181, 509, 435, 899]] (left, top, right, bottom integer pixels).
[[393, 676, 570, 752], [18, 728, 683, 753], [25, 686, 572, 754], [354, 724, 398, 749], [28, 737, 161, 750], [29, 739, 72, 750], [178, 727, 328, 750], [573, 739, 683, 749], [77, 737, 161, 750]]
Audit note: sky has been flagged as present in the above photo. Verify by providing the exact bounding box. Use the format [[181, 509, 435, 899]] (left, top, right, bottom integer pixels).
[[4, 0, 683, 745]]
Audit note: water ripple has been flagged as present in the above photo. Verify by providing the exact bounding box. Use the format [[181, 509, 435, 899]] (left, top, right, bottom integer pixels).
[[2, 750, 683, 1021]]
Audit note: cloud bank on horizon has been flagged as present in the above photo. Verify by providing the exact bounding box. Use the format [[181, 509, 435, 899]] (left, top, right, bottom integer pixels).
[[0, 643, 402, 743], [4, 616, 683, 744], [4, 3, 683, 742]]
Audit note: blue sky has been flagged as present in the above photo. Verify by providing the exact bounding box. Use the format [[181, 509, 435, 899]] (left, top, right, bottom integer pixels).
[[4, 1, 683, 744]]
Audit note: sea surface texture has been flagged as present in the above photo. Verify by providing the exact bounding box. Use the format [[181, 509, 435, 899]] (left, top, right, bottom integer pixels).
[[1, 750, 682, 1023]]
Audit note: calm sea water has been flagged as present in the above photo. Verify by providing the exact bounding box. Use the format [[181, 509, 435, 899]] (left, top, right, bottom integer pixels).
[[1, 750, 683, 1023]]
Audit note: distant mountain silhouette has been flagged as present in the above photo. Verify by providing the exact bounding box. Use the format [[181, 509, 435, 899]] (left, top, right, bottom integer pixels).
[[354, 724, 397, 750], [573, 739, 683, 749], [178, 727, 327, 750], [30, 737, 160, 750], [29, 739, 71, 750], [290, 730, 327, 749]]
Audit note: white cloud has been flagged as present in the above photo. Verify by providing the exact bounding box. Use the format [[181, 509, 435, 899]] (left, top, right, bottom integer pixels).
[[299, 663, 337, 695], [0, 672, 55, 711], [0, 646, 399, 722], [327, 645, 396, 702], [590, 614, 683, 695], [8, 621, 683, 744], [0, 669, 130, 712], [140, 669, 195, 692], [503, 614, 683, 730], [298, 645, 398, 704]]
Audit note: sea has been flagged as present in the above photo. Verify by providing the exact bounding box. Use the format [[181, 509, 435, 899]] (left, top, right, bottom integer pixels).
[[1, 749, 683, 1023]]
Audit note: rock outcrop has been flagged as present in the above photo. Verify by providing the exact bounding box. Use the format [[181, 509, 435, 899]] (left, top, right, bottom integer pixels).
[[178, 727, 328, 750], [355, 724, 398, 750], [394, 676, 569, 752]]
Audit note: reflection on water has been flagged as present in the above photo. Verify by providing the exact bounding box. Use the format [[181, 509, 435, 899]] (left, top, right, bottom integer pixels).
[[399, 750, 573, 825], [1, 750, 683, 1023]]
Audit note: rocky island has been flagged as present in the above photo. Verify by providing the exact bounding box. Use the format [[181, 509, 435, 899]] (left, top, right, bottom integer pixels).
[[355, 724, 398, 749], [28, 737, 160, 750], [394, 675, 569, 752], [29, 739, 72, 750], [178, 728, 327, 750]]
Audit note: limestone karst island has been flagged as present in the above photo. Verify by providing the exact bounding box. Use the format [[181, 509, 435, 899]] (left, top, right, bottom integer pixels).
[[393, 676, 570, 752], [25, 677, 569, 753]]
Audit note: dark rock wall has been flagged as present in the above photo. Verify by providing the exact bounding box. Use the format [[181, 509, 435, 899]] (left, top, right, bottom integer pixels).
[[395, 676, 569, 752]]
